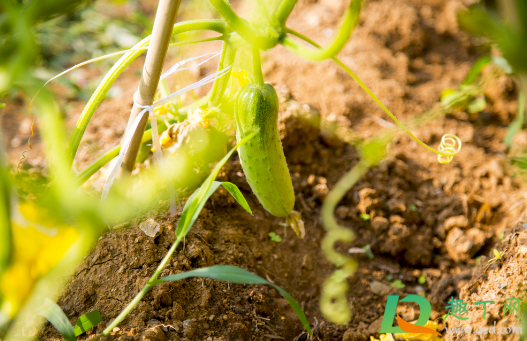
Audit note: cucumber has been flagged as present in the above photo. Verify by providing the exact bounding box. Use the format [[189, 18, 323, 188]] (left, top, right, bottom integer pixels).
[[235, 83, 295, 217]]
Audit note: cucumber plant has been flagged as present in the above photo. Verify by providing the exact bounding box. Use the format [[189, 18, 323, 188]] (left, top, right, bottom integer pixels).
[[3, 0, 466, 337]]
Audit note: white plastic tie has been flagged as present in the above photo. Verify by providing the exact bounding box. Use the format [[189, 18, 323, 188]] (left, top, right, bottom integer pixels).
[[160, 51, 222, 81]]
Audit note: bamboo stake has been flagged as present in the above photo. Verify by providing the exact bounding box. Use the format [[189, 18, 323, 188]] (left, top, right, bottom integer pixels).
[[122, 0, 181, 172]]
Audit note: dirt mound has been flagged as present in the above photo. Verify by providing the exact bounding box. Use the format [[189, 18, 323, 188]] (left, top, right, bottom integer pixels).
[[30, 0, 527, 340], [444, 220, 527, 341]]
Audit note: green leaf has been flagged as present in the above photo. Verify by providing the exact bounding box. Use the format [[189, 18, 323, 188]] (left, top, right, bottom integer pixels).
[[221, 182, 252, 215], [505, 93, 525, 148], [462, 55, 491, 85], [458, 8, 500, 41], [390, 279, 405, 289], [362, 244, 373, 260], [175, 131, 258, 238], [0, 103, 5, 108], [440, 89, 468, 110], [467, 97, 486, 113], [493, 249, 501, 260], [73, 310, 101, 336], [154, 265, 312, 335], [359, 213, 370, 221], [268, 232, 282, 242], [512, 155, 527, 169], [175, 182, 221, 238], [37, 298, 76, 341]]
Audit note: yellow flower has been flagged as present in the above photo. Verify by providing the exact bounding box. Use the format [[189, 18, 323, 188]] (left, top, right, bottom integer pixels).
[[0, 202, 78, 318], [371, 333, 395, 341]]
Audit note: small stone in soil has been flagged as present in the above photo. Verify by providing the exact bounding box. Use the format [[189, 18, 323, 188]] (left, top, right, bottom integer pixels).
[[445, 227, 486, 262], [182, 319, 196, 338], [139, 218, 162, 238], [370, 281, 391, 295]]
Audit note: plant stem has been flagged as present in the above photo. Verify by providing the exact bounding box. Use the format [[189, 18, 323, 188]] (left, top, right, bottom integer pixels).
[[122, 0, 182, 172], [102, 235, 184, 335], [210, 43, 237, 106], [75, 146, 120, 186], [280, 0, 361, 61], [207, 0, 261, 46], [273, 0, 299, 25], [252, 47, 264, 86]]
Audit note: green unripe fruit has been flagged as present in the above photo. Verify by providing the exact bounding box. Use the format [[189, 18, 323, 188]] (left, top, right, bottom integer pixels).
[[235, 83, 295, 217]]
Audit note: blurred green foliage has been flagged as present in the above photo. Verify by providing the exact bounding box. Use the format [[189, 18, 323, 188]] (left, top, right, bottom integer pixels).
[[1, 0, 151, 99], [459, 1, 527, 171], [0, 0, 89, 94], [459, 0, 527, 74]]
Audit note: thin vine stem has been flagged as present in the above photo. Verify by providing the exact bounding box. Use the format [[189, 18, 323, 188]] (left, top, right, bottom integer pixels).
[[207, 0, 261, 46], [252, 47, 264, 86], [273, 0, 299, 25], [285, 28, 460, 158], [280, 0, 360, 61]]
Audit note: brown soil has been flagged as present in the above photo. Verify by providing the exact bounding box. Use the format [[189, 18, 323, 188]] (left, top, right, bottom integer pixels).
[[445, 220, 527, 341], [2, 0, 527, 340]]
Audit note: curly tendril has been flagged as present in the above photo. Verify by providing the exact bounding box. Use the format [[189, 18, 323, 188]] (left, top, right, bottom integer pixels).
[[437, 134, 462, 164]]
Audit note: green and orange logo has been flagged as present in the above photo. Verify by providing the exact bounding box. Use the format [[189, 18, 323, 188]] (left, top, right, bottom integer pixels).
[[380, 295, 441, 335]]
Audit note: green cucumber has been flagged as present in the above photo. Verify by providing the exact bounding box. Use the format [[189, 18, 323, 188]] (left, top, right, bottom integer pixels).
[[235, 83, 295, 217]]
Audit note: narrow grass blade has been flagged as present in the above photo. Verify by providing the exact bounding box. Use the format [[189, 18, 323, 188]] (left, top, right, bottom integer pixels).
[[37, 298, 75, 341], [73, 310, 101, 336], [153, 265, 312, 335], [66, 36, 150, 167], [505, 92, 525, 148], [175, 181, 222, 237], [175, 131, 258, 239], [221, 182, 252, 215], [174, 180, 252, 237]]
